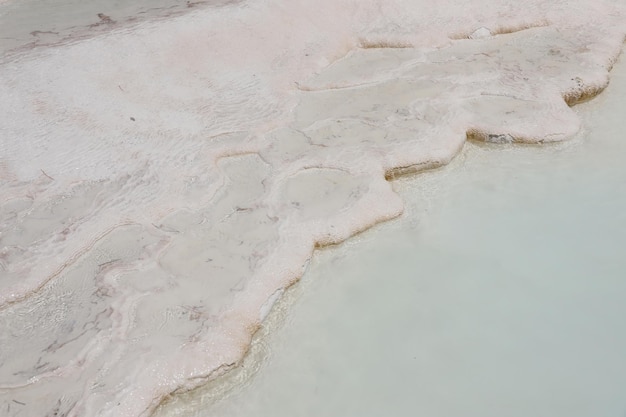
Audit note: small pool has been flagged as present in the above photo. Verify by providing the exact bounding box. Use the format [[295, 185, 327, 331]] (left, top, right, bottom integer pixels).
[[158, 56, 626, 417]]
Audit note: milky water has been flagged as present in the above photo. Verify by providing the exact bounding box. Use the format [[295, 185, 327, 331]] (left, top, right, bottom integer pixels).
[[0, 0, 234, 55], [1, 0, 625, 416], [159, 56, 626, 417]]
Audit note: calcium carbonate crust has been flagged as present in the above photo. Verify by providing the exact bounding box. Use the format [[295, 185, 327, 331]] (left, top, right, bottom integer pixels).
[[0, 0, 624, 416]]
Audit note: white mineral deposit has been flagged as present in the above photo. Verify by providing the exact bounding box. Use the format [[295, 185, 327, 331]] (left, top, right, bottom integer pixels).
[[0, 0, 624, 416]]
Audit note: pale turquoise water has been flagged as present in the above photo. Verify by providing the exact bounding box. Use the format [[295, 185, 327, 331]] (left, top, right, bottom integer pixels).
[[160, 56, 626, 417], [2, 0, 624, 415]]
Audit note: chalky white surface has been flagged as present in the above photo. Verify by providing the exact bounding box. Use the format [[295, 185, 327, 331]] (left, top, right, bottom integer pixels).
[[0, 0, 625, 416]]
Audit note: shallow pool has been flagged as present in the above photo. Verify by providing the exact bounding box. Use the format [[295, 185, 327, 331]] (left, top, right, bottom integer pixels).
[[157, 56, 626, 417]]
